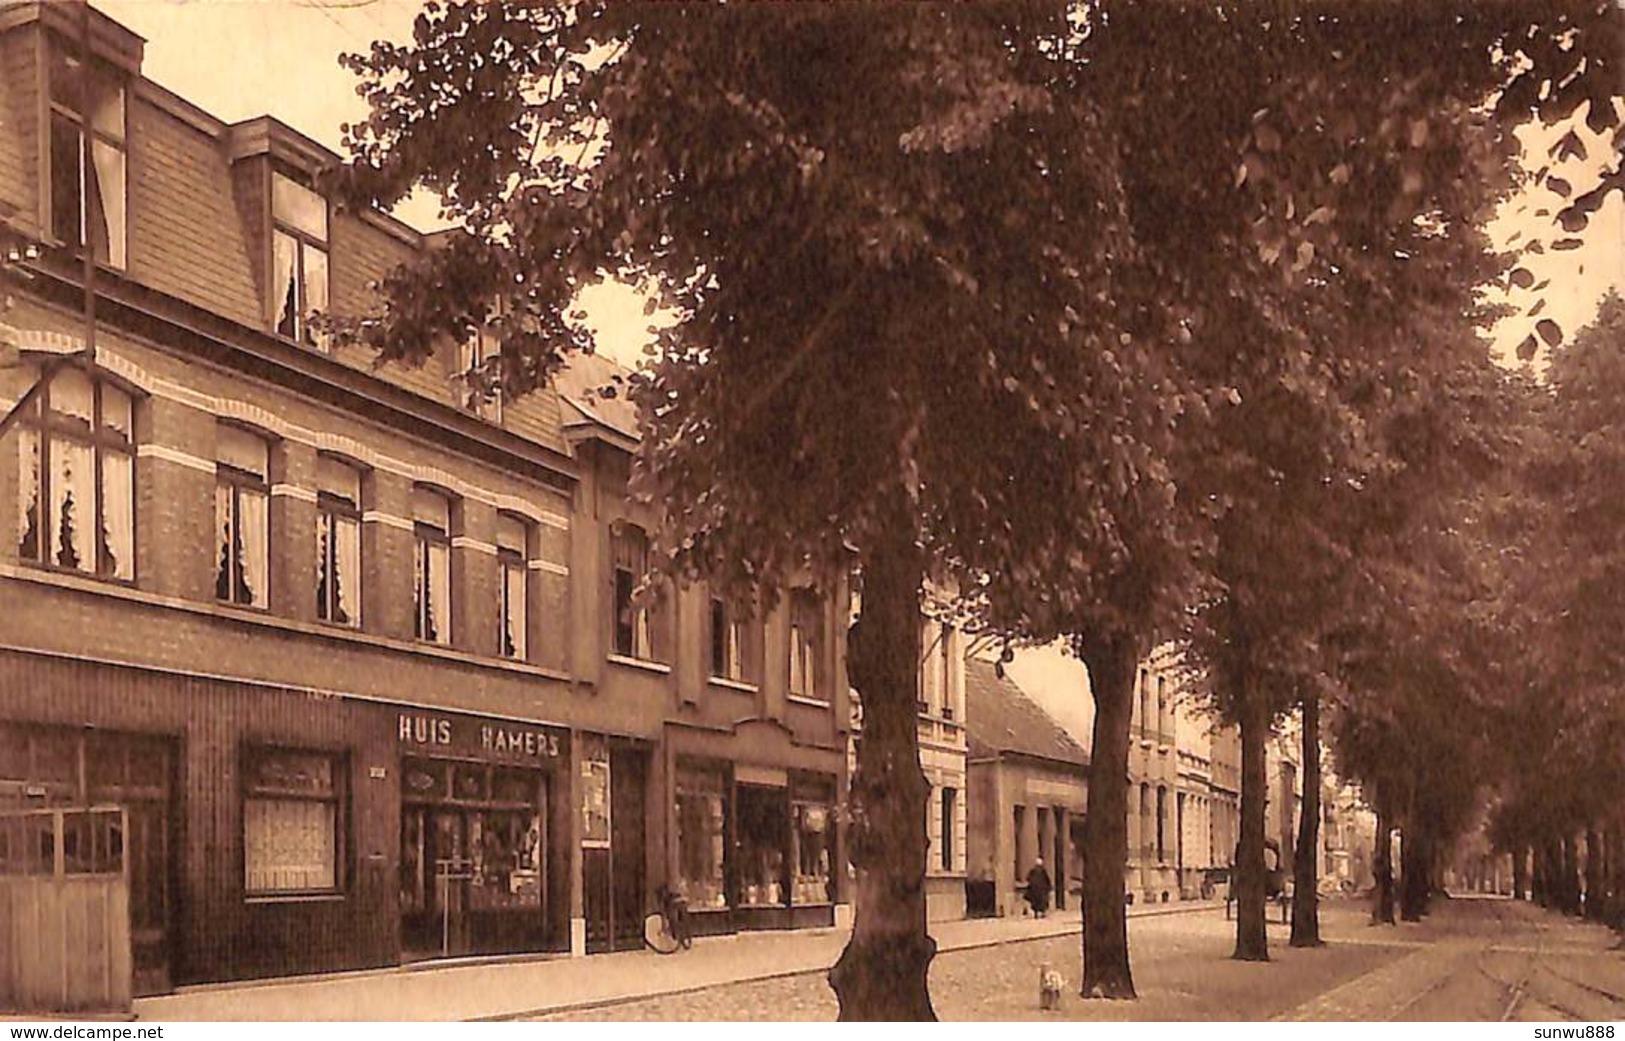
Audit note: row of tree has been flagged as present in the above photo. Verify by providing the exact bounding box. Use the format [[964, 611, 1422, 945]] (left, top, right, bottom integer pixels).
[[328, 0, 1623, 1019]]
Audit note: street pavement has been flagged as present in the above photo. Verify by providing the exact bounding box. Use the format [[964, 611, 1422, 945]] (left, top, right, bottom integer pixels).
[[127, 895, 1623, 1022], [131, 898, 1218, 1022], [522, 896, 1625, 1022]]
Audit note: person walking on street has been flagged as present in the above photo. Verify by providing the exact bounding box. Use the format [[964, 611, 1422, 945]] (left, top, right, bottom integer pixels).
[[1026, 858, 1053, 918]]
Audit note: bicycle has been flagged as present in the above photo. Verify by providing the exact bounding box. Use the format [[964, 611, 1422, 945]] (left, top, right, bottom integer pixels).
[[644, 885, 693, 954]]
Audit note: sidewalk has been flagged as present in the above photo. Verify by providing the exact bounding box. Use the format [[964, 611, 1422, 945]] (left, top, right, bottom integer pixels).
[[131, 899, 1225, 1022]]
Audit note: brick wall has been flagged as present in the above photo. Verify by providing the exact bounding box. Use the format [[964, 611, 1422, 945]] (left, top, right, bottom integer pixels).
[[0, 24, 40, 235]]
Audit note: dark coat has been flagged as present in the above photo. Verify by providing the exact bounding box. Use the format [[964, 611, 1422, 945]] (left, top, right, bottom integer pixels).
[[1026, 863, 1053, 913]]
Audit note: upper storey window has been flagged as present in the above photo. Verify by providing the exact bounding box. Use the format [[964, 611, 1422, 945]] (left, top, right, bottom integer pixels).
[[16, 368, 135, 581], [788, 588, 824, 702], [48, 40, 126, 268], [455, 323, 503, 423], [611, 524, 666, 662], [271, 173, 330, 348], [215, 425, 270, 609], [412, 488, 453, 645]]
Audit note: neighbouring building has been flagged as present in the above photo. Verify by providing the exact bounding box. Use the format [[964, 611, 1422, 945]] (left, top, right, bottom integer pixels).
[[844, 610, 969, 924], [0, 2, 849, 1000], [964, 658, 1089, 918]]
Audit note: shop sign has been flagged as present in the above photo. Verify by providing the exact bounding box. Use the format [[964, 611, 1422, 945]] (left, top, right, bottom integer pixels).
[[397, 712, 563, 763]]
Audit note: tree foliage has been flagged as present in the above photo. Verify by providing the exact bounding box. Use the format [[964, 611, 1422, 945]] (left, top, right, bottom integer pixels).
[[331, 0, 1624, 1014]]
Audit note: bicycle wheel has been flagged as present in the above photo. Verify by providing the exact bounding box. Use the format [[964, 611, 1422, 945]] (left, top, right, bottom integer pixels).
[[644, 912, 681, 954]]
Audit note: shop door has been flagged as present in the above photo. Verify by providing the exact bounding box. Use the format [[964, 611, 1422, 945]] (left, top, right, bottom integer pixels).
[[400, 807, 473, 958], [608, 748, 646, 950]]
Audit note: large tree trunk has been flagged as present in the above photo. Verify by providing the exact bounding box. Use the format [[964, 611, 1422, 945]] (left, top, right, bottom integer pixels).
[[1291, 690, 1323, 947], [1605, 828, 1618, 935], [1233, 673, 1269, 961], [1372, 809, 1395, 924], [1512, 843, 1528, 902], [1532, 839, 1551, 908], [1076, 630, 1139, 999], [1400, 823, 1427, 921], [1584, 827, 1605, 921], [829, 518, 934, 1021], [1560, 834, 1580, 916]]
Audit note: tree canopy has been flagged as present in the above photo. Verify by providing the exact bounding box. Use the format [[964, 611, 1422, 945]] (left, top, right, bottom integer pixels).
[[332, 0, 1624, 1016]]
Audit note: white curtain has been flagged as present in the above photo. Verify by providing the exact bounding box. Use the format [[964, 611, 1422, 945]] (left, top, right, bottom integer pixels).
[[726, 620, 742, 680], [244, 798, 335, 894], [272, 231, 297, 336], [50, 439, 94, 571], [16, 430, 39, 555], [100, 449, 135, 580], [427, 540, 450, 644], [215, 483, 232, 596], [49, 368, 94, 428], [304, 245, 329, 347], [335, 514, 360, 625], [90, 139, 125, 269], [240, 487, 268, 607], [314, 514, 331, 617], [503, 561, 527, 659]]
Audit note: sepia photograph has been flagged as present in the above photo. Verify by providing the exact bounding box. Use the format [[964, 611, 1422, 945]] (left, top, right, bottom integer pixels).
[[0, 0, 1621, 1027]]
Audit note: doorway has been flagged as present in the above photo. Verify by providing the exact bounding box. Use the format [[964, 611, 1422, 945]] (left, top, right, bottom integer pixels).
[[583, 744, 647, 953], [0, 726, 174, 997]]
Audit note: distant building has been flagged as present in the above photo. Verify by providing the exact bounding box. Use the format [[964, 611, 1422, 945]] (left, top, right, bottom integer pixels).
[[1127, 649, 1182, 905], [964, 659, 1089, 917]]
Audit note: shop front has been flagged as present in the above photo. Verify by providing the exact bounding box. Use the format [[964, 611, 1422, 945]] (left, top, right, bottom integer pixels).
[[395, 710, 569, 961], [672, 756, 839, 934]]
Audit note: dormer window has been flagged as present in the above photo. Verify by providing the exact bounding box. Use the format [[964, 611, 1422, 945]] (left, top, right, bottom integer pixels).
[[271, 172, 329, 348], [455, 324, 503, 423], [47, 39, 126, 268]]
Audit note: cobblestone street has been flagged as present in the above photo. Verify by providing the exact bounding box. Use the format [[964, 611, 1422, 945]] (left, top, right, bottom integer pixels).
[[526, 898, 1625, 1022]]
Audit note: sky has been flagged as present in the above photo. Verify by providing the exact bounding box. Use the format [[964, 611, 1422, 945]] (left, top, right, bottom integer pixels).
[[100, 0, 1620, 370]]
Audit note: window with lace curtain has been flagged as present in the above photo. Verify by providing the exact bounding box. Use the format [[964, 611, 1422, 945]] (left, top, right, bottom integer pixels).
[[271, 172, 330, 348], [315, 457, 361, 627], [16, 367, 135, 581], [497, 514, 528, 660], [215, 425, 269, 608], [47, 36, 126, 268], [243, 746, 343, 896], [412, 488, 453, 645]]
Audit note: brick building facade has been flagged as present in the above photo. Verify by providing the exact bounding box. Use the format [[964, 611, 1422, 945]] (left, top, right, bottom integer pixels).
[[0, 2, 848, 996]]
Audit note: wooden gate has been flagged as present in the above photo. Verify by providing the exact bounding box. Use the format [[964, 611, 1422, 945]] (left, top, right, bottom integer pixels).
[[0, 806, 132, 1015]]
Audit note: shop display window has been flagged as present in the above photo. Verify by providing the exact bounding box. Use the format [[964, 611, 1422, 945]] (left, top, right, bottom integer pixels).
[[466, 807, 545, 912], [400, 759, 547, 920], [674, 763, 727, 910], [791, 775, 836, 905]]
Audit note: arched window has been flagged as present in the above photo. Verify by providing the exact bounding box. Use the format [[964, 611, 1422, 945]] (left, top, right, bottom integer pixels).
[[412, 487, 453, 645], [315, 456, 361, 627], [16, 367, 134, 580]]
